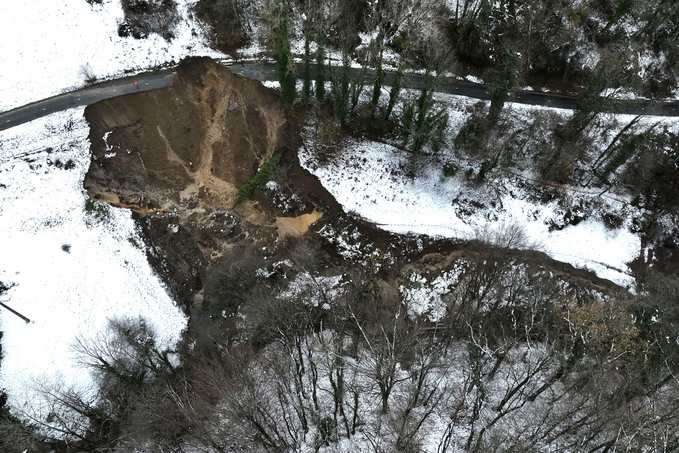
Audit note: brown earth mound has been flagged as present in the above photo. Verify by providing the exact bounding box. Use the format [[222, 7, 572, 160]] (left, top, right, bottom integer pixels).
[[85, 56, 295, 215], [84, 57, 309, 306]]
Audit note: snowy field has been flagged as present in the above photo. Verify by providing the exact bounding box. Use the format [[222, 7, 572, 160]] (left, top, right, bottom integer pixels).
[[0, 109, 187, 433], [0, 0, 222, 112], [298, 95, 677, 289], [0, 0, 217, 434]]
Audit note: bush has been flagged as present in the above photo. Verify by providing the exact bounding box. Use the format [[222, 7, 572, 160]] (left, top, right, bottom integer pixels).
[[316, 118, 341, 147], [195, 0, 247, 50], [443, 163, 458, 177], [85, 198, 110, 222], [454, 113, 486, 153], [79, 63, 97, 84], [602, 212, 624, 230], [233, 154, 282, 206], [118, 0, 179, 40], [398, 73, 449, 153], [619, 141, 679, 212]]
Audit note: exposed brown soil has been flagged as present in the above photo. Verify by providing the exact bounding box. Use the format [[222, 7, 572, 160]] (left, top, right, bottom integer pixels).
[[83, 57, 624, 316], [84, 57, 307, 306], [86, 57, 293, 215], [275, 210, 323, 238]]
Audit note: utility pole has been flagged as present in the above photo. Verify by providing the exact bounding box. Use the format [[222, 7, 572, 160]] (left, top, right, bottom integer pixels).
[[0, 282, 30, 323], [0, 301, 30, 323]]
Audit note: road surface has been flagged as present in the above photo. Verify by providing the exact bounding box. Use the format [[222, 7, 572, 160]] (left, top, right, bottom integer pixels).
[[2, 61, 679, 132], [0, 71, 174, 131]]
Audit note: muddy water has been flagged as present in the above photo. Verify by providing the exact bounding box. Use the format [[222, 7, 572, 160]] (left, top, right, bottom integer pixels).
[[275, 210, 323, 237]]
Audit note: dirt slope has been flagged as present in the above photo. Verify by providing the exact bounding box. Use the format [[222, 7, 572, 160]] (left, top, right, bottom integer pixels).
[[85, 56, 294, 214], [84, 57, 305, 306]]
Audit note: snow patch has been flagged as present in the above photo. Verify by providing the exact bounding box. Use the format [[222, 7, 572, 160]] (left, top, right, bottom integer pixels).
[[0, 0, 224, 112], [0, 108, 187, 435]]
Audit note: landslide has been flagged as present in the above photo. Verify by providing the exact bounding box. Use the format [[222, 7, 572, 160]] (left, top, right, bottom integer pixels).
[[86, 56, 293, 213], [84, 57, 304, 306], [83, 57, 623, 321]]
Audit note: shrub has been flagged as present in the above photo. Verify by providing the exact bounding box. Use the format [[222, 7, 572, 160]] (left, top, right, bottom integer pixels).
[[602, 212, 624, 230], [195, 0, 247, 49], [443, 163, 458, 177], [85, 198, 110, 221], [454, 113, 486, 153], [233, 154, 282, 206], [128, 237, 142, 249], [399, 72, 449, 153], [118, 0, 179, 40], [79, 63, 97, 84], [316, 118, 341, 147]]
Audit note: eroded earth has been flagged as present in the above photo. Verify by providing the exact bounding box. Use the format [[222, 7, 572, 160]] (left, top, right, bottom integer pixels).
[[84, 57, 623, 326]]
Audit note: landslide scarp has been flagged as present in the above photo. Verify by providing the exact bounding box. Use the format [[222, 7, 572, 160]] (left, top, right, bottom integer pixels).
[[85, 56, 294, 215], [83, 57, 301, 306]]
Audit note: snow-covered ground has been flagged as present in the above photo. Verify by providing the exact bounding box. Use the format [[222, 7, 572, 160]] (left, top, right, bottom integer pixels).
[[0, 109, 187, 434], [0, 0, 222, 112], [0, 0, 674, 443], [300, 138, 637, 287], [298, 95, 676, 289], [0, 0, 217, 434]]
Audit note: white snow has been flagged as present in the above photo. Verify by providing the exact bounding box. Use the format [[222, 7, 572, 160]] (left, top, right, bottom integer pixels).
[[400, 269, 462, 321], [464, 75, 484, 84], [299, 109, 643, 288], [0, 109, 187, 435], [280, 272, 345, 307], [0, 0, 223, 112]]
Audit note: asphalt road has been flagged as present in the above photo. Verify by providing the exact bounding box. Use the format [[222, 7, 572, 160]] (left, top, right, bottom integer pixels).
[[0, 70, 174, 132], [229, 62, 679, 115], [2, 61, 679, 133]]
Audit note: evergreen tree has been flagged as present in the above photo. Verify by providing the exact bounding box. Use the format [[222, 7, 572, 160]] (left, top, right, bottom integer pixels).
[[383, 65, 403, 121], [315, 36, 326, 102], [272, 6, 296, 105], [488, 52, 519, 125], [302, 36, 312, 99], [400, 70, 449, 153], [371, 59, 384, 112], [331, 52, 352, 123]]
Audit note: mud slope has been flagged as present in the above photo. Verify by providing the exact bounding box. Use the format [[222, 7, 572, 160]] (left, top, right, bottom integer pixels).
[[85, 56, 295, 213], [84, 57, 304, 305]]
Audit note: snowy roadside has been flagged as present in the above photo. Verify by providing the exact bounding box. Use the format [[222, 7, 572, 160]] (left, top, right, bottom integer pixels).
[[0, 108, 187, 435], [299, 137, 638, 288], [0, 0, 223, 112], [297, 94, 677, 289]]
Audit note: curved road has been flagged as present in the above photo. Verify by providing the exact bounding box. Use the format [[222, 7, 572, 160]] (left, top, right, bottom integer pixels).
[[0, 71, 175, 131], [2, 61, 679, 132]]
